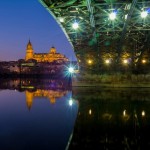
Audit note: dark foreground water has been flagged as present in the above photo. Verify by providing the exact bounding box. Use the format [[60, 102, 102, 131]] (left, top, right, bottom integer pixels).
[[70, 87, 150, 150], [1, 79, 150, 150]]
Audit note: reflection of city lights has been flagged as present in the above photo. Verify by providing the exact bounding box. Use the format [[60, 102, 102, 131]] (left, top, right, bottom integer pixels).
[[142, 110, 145, 117], [69, 99, 73, 106], [123, 109, 130, 121], [123, 110, 126, 116], [89, 109, 92, 115]]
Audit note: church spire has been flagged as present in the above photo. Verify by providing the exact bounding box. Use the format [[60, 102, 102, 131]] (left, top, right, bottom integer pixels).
[[27, 39, 33, 50]]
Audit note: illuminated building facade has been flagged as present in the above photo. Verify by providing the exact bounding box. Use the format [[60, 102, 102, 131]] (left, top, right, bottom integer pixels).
[[25, 40, 69, 63]]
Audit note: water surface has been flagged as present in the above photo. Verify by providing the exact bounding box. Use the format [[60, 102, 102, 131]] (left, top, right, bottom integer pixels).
[[1, 79, 150, 150], [0, 79, 78, 150], [69, 87, 150, 150]]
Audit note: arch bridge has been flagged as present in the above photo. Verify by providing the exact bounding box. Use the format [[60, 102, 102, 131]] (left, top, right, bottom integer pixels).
[[39, 0, 150, 74]]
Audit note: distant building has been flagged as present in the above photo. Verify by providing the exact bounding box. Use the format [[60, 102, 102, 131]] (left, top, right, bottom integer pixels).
[[25, 40, 69, 63]]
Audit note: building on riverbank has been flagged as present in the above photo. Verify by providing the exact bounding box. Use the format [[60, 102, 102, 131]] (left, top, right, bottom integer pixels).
[[25, 40, 69, 63]]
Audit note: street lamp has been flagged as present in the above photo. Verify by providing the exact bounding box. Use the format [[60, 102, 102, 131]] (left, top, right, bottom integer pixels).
[[68, 67, 74, 73]]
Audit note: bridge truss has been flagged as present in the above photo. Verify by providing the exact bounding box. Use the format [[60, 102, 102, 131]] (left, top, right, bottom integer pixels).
[[39, 0, 150, 74]]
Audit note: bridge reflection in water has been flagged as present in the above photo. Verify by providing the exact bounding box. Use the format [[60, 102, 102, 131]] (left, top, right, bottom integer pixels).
[[69, 87, 150, 150]]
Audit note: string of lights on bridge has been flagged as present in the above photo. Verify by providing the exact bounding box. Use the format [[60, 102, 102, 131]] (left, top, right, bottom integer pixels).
[[59, 8, 149, 69], [59, 9, 149, 30]]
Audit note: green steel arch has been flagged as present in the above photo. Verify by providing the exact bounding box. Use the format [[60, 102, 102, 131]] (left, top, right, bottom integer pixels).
[[39, 0, 150, 74]]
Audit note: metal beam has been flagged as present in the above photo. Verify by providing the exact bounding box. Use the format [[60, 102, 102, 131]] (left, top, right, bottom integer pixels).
[[117, 0, 138, 61]]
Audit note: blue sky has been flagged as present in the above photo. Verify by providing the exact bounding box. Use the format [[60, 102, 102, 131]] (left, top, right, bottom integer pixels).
[[0, 0, 76, 61]]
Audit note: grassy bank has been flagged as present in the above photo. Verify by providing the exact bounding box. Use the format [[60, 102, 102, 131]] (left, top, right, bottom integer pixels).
[[72, 73, 150, 87]]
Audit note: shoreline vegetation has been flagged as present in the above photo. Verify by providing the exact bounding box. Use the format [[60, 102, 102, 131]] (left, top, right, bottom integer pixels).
[[1, 73, 150, 88], [72, 73, 150, 88]]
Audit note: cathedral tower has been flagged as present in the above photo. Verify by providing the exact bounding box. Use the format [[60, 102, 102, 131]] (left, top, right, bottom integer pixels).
[[25, 40, 34, 61], [49, 46, 56, 54]]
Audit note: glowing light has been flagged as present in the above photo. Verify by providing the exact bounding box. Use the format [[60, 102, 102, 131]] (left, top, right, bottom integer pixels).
[[89, 109, 92, 115], [59, 17, 64, 22], [142, 110, 145, 117], [68, 67, 74, 73], [141, 11, 148, 18], [125, 14, 128, 20], [109, 12, 116, 20], [123, 109, 130, 121], [72, 22, 79, 29], [88, 59, 92, 64], [142, 59, 146, 64], [123, 59, 128, 64], [69, 99, 73, 106], [123, 110, 126, 117], [105, 59, 110, 64]]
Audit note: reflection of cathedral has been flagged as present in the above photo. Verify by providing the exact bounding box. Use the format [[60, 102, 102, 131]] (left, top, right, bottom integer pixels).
[[26, 89, 68, 110], [25, 40, 69, 63]]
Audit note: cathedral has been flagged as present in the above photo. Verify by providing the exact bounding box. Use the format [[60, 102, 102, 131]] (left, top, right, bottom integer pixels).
[[25, 40, 69, 63]]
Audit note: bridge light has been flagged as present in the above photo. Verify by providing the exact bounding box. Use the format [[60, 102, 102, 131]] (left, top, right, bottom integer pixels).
[[125, 14, 128, 20], [141, 11, 148, 18], [59, 17, 64, 22], [123, 110, 126, 117], [72, 22, 79, 29], [109, 12, 116, 20]]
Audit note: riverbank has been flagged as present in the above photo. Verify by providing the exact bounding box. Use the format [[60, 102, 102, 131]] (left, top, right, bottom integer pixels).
[[72, 73, 150, 88]]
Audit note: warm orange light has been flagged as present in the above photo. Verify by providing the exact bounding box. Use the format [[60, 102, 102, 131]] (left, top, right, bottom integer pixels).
[[123, 59, 128, 64], [89, 109, 92, 115], [105, 59, 110, 64], [142, 59, 146, 64], [142, 110, 145, 117], [88, 59, 92, 64]]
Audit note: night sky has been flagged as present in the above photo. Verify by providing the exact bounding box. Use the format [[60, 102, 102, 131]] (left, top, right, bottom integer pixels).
[[0, 0, 76, 61]]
